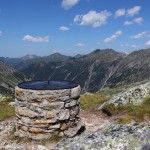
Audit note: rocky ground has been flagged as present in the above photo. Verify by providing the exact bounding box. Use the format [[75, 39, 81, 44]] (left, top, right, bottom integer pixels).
[[0, 81, 150, 150], [0, 117, 56, 150], [0, 108, 109, 150], [0, 109, 149, 150], [55, 122, 150, 150], [98, 81, 150, 110]]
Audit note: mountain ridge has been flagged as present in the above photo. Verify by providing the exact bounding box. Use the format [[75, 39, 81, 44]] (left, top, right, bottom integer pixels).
[[1, 48, 150, 93]]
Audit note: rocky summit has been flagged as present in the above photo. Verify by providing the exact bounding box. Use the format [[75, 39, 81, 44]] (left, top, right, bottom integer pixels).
[[54, 122, 150, 150]]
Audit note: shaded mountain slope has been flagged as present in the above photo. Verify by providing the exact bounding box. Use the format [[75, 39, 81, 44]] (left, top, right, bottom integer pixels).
[[0, 61, 26, 95], [107, 48, 150, 86], [22, 49, 126, 92]]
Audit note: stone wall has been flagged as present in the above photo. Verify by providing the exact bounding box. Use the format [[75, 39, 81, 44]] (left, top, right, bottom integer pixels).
[[15, 85, 84, 140]]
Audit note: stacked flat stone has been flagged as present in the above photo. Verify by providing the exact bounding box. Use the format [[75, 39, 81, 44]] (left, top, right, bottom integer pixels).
[[15, 85, 84, 140]]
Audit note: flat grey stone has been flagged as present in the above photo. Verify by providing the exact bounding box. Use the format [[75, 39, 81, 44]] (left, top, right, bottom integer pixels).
[[0, 124, 4, 131], [70, 85, 81, 98], [8, 102, 16, 107], [37, 145, 48, 150], [57, 109, 70, 121]]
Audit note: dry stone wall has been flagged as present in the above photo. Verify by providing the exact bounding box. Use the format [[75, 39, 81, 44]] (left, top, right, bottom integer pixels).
[[15, 85, 84, 140]]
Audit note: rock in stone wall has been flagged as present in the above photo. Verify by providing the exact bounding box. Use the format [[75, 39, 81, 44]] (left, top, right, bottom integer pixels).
[[15, 85, 84, 140]]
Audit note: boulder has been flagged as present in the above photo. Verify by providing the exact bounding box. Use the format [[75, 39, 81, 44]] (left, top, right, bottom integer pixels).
[[64, 119, 85, 137], [98, 81, 150, 110]]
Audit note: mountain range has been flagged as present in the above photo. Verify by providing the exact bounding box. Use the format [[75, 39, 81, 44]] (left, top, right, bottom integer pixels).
[[1, 48, 150, 93]]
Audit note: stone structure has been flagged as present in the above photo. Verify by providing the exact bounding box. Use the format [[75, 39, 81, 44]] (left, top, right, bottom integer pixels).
[[15, 81, 84, 140]]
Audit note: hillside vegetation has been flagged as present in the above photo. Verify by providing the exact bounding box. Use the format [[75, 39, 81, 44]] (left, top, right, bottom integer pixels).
[[102, 96, 150, 123], [80, 86, 150, 124]]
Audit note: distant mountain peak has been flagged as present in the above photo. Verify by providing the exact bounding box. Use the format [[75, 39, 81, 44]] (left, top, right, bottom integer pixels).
[[91, 48, 116, 54], [93, 49, 101, 53], [74, 54, 84, 58], [21, 54, 39, 60], [46, 52, 69, 62]]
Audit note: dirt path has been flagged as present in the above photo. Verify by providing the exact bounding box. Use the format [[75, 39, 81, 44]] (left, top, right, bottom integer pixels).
[[80, 107, 109, 132]]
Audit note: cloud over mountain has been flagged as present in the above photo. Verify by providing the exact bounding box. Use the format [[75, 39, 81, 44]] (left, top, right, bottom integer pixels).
[[124, 17, 143, 26], [131, 32, 147, 39], [124, 21, 133, 26], [104, 30, 122, 43], [23, 35, 49, 43], [74, 10, 111, 27], [115, 8, 125, 18], [145, 40, 150, 46], [59, 26, 69, 32], [133, 17, 143, 24], [127, 6, 141, 17], [75, 43, 85, 47], [62, 0, 80, 10]]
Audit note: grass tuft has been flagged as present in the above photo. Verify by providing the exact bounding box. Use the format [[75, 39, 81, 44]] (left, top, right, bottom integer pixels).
[[0, 97, 15, 121], [118, 116, 133, 124], [80, 93, 109, 109], [102, 96, 150, 123], [50, 132, 62, 142]]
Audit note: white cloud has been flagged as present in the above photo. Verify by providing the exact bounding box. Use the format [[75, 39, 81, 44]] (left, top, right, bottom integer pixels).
[[127, 6, 141, 17], [0, 31, 3, 36], [133, 17, 143, 24], [104, 30, 122, 43], [131, 44, 140, 48], [23, 35, 49, 42], [124, 17, 143, 26], [62, 0, 80, 10], [145, 40, 150, 46], [75, 43, 85, 47], [115, 8, 125, 18], [120, 43, 129, 47], [96, 42, 101, 45], [115, 6, 141, 18], [74, 10, 111, 27], [59, 26, 69, 32], [131, 32, 147, 39], [124, 21, 133, 26]]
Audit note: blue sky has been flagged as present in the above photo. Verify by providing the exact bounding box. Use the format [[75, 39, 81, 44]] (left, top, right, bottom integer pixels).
[[0, 0, 150, 57]]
